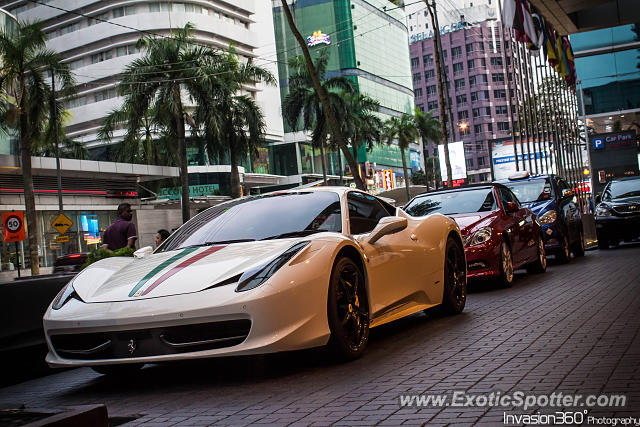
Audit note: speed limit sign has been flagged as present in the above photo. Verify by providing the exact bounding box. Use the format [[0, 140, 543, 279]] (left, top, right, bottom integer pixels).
[[2, 211, 26, 242]]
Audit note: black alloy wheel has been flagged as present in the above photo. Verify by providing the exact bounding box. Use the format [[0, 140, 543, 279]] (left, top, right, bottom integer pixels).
[[327, 257, 369, 360], [526, 234, 547, 274], [440, 237, 467, 315], [572, 229, 585, 257], [556, 234, 571, 263]]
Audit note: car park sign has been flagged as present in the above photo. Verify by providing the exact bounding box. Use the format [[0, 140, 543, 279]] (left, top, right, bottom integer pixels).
[[2, 211, 25, 242]]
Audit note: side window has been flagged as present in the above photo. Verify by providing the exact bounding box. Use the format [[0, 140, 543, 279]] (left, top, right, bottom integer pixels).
[[347, 192, 391, 235], [498, 187, 519, 208]]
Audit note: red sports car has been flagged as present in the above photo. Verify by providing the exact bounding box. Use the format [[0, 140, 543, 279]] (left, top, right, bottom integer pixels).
[[404, 184, 546, 286]]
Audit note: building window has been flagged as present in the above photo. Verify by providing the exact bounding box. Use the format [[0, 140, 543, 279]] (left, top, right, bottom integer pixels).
[[492, 73, 505, 83], [478, 42, 484, 52], [414, 88, 423, 98], [460, 126, 470, 136], [423, 54, 434, 65], [88, 12, 110, 26], [487, 122, 493, 132], [466, 158, 474, 168], [478, 74, 488, 84], [476, 142, 484, 150], [458, 110, 469, 120], [478, 156, 486, 166], [69, 58, 84, 70], [490, 57, 503, 66], [425, 69, 435, 81], [112, 6, 136, 18], [495, 105, 508, 115], [411, 57, 420, 68], [480, 58, 486, 67], [413, 72, 422, 82], [94, 88, 118, 102], [474, 124, 482, 133], [417, 104, 425, 112], [467, 59, 475, 70], [466, 43, 473, 53], [498, 122, 510, 131], [472, 108, 480, 118], [91, 50, 113, 64], [494, 89, 507, 99], [453, 62, 464, 75], [456, 94, 467, 105], [454, 78, 465, 90], [451, 46, 462, 59], [65, 96, 87, 109], [428, 101, 438, 111], [427, 85, 437, 96], [484, 107, 491, 116]]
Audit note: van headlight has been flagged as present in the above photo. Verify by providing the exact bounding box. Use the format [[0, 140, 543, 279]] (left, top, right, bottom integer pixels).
[[538, 210, 557, 225]]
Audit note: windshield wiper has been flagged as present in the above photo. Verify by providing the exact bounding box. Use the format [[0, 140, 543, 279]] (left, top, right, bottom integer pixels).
[[260, 230, 322, 240], [614, 191, 640, 199], [180, 239, 256, 249]]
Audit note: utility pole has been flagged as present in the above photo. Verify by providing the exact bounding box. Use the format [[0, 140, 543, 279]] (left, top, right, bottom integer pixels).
[[50, 67, 63, 212], [425, 0, 452, 186]]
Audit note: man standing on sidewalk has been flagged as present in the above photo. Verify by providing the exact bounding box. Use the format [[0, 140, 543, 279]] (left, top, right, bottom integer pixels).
[[102, 203, 137, 250]]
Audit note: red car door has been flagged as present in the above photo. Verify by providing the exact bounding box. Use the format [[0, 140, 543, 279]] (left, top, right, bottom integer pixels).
[[498, 187, 531, 266]]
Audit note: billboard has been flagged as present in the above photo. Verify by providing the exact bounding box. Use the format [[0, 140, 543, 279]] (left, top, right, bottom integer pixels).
[[490, 140, 554, 180], [438, 141, 467, 182], [588, 130, 638, 195]]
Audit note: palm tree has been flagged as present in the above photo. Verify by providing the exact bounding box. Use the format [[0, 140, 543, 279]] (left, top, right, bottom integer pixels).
[[196, 51, 275, 198], [106, 23, 222, 223], [339, 93, 383, 184], [414, 108, 442, 191], [0, 21, 75, 275], [283, 51, 355, 185], [383, 114, 418, 201]]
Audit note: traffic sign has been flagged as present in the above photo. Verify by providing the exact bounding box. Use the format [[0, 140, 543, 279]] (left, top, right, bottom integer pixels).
[[52, 213, 73, 235], [55, 235, 70, 243], [2, 211, 25, 242]]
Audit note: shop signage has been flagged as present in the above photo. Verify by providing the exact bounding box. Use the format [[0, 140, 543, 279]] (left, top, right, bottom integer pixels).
[[2, 211, 25, 242], [383, 169, 394, 191], [159, 184, 221, 200], [55, 235, 70, 243], [52, 213, 73, 235], [307, 30, 331, 47], [410, 21, 466, 43]]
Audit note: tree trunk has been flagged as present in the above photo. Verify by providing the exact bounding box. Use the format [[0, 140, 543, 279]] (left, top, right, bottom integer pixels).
[[426, 1, 452, 186], [280, 0, 365, 190], [400, 145, 411, 202], [421, 139, 430, 192], [319, 142, 327, 185], [230, 143, 242, 198], [19, 78, 40, 275], [174, 87, 190, 223], [337, 148, 343, 185]]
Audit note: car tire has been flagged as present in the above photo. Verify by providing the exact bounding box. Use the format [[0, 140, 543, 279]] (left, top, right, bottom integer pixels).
[[327, 257, 369, 361], [556, 234, 571, 263], [597, 237, 609, 250], [439, 237, 467, 315], [498, 240, 514, 288], [572, 229, 585, 257], [526, 234, 547, 274], [91, 364, 143, 377]]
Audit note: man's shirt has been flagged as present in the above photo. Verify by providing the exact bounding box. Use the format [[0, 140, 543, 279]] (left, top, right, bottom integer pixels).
[[102, 218, 136, 250]]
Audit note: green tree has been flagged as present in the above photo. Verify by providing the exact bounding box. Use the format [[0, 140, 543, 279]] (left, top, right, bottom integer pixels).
[[102, 23, 222, 223], [0, 21, 75, 275], [282, 51, 354, 185], [414, 108, 442, 191], [383, 114, 419, 201], [338, 92, 383, 183], [196, 51, 275, 198]]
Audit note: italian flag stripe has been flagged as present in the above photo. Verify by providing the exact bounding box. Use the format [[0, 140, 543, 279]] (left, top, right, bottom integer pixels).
[[128, 247, 198, 297]]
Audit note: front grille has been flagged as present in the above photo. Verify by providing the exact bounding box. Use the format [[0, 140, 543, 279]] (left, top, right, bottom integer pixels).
[[612, 204, 640, 215], [50, 319, 251, 360]]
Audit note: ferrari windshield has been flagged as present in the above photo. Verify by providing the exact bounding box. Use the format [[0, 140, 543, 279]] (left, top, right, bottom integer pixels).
[[405, 188, 497, 216], [504, 178, 553, 203], [160, 192, 342, 251]]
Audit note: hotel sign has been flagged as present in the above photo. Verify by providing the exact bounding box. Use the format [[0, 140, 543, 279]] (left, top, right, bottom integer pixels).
[[307, 30, 331, 47], [410, 21, 466, 43]]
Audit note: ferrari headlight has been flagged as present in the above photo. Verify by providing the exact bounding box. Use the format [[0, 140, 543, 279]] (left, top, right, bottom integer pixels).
[[466, 227, 492, 246], [235, 241, 310, 292], [595, 205, 611, 217], [51, 280, 79, 310], [538, 210, 557, 225]]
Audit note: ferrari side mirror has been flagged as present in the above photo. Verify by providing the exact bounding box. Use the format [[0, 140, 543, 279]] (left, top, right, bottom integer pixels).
[[134, 246, 153, 259], [366, 216, 408, 244]]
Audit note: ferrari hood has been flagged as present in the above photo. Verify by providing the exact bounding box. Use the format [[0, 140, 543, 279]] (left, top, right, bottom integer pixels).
[[73, 240, 300, 303], [450, 211, 495, 235]]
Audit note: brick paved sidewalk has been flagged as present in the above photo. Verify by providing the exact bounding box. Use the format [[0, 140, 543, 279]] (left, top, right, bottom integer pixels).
[[1, 245, 639, 426]]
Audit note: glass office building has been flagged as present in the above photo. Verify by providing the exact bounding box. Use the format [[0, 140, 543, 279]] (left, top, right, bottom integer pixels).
[[272, 0, 415, 190]]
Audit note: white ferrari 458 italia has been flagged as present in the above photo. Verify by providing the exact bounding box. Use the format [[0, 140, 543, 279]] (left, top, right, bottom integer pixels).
[[44, 187, 466, 375]]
